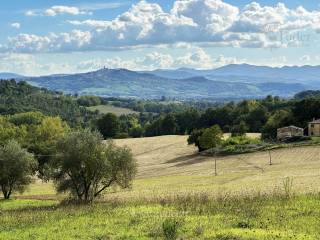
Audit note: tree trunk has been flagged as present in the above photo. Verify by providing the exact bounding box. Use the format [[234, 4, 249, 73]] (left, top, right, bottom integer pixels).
[[1, 184, 11, 199]]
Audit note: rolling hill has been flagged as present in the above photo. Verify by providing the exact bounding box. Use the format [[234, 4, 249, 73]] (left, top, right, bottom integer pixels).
[[24, 67, 307, 100], [145, 64, 320, 86], [10, 135, 320, 239], [0, 72, 25, 79], [22, 135, 320, 199]]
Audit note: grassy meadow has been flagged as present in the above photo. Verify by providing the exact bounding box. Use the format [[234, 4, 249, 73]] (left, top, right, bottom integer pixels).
[[87, 105, 138, 116], [2, 135, 320, 239]]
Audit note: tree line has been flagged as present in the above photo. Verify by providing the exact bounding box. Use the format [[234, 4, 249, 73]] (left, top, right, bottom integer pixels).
[[95, 95, 320, 141]]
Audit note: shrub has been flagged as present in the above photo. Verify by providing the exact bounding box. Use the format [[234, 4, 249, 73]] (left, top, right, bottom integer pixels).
[[283, 136, 311, 143], [162, 218, 180, 240], [223, 136, 261, 146], [115, 132, 129, 139]]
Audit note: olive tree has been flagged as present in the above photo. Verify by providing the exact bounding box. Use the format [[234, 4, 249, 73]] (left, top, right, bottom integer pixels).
[[0, 140, 36, 199], [52, 129, 136, 202]]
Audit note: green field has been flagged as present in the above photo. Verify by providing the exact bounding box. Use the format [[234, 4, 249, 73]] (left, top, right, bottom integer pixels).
[[2, 135, 320, 239], [87, 105, 138, 116]]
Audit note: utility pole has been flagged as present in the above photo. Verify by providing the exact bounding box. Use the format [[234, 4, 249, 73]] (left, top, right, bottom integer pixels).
[[212, 147, 217, 176], [214, 154, 217, 176], [268, 149, 272, 165]]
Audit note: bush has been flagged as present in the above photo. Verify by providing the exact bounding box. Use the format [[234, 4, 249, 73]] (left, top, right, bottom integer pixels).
[[115, 132, 129, 139], [283, 136, 311, 143], [223, 136, 261, 146], [162, 218, 180, 240]]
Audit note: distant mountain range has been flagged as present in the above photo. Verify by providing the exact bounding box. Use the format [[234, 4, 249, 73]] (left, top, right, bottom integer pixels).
[[0, 72, 26, 79], [3, 64, 320, 100], [142, 64, 320, 86]]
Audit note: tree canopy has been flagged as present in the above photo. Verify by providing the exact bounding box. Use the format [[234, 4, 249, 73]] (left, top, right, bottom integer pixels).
[[0, 140, 36, 199], [97, 113, 120, 139], [199, 125, 223, 151], [52, 129, 136, 202]]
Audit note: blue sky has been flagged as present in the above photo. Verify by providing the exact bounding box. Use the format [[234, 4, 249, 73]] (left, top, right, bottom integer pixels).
[[0, 0, 320, 75]]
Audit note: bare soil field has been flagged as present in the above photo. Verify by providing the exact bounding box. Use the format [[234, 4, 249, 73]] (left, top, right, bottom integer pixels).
[[22, 134, 320, 200], [113, 135, 320, 199]]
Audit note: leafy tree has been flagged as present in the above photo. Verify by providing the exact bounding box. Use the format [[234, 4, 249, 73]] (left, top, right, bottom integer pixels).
[[0, 140, 36, 199], [199, 125, 223, 151], [145, 118, 163, 137], [245, 106, 268, 132], [175, 109, 200, 134], [97, 113, 120, 139], [292, 98, 320, 126], [0, 117, 28, 146], [231, 121, 249, 137], [28, 117, 70, 178], [52, 129, 137, 202], [161, 114, 178, 135], [130, 126, 144, 138], [77, 96, 101, 107], [8, 111, 45, 126], [261, 110, 294, 140], [188, 129, 205, 152]]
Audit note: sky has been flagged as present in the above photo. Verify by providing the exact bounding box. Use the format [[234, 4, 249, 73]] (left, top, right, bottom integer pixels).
[[0, 0, 320, 76]]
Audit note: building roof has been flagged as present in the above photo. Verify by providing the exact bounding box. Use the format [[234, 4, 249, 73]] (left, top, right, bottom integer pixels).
[[309, 119, 320, 124], [277, 125, 303, 131]]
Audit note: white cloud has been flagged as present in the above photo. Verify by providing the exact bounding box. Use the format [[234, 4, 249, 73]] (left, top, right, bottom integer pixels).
[[77, 2, 129, 11], [175, 48, 213, 68], [67, 20, 109, 29], [76, 48, 240, 71], [25, 5, 89, 17], [171, 0, 239, 32], [0, 53, 73, 76], [6, 0, 320, 53], [5, 30, 91, 53], [44, 6, 87, 16], [25, 10, 37, 16], [142, 52, 174, 69], [10, 22, 21, 29]]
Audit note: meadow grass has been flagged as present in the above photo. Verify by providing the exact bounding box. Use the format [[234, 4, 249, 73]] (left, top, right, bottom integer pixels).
[[87, 105, 138, 116], [1, 193, 320, 239]]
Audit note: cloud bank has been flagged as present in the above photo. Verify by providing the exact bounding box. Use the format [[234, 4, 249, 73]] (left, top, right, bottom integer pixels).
[[3, 0, 320, 53]]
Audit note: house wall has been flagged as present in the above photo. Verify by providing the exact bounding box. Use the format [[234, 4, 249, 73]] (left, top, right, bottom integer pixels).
[[309, 123, 320, 136], [277, 128, 303, 140]]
